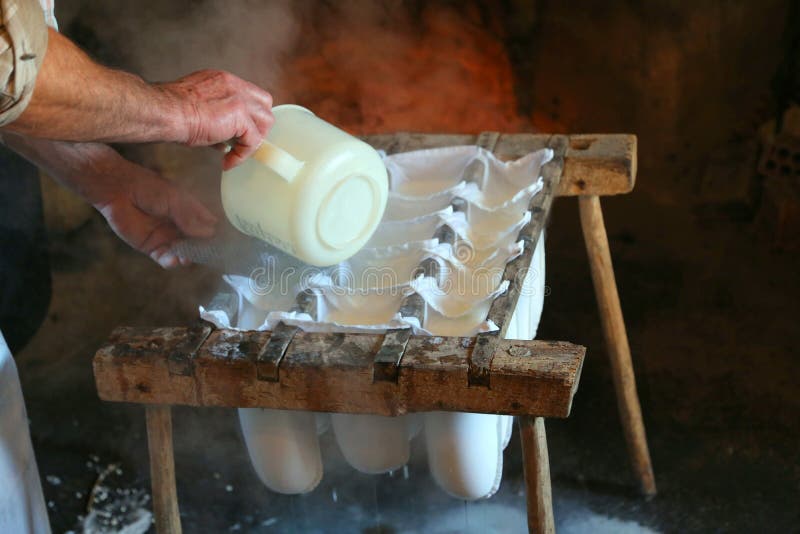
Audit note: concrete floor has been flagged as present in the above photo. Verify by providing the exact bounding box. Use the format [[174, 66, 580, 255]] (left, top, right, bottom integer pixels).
[[13, 175, 800, 533]]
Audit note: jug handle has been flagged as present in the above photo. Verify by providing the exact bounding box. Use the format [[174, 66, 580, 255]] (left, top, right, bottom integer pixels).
[[250, 141, 305, 182], [223, 140, 304, 181], [224, 141, 304, 182]]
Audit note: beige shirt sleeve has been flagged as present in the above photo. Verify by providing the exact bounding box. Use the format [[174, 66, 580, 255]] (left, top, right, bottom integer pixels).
[[0, 0, 47, 127]]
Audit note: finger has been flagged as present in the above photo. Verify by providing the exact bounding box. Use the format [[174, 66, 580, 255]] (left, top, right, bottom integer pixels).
[[150, 245, 180, 269], [171, 244, 194, 268], [149, 246, 167, 263], [158, 251, 179, 269], [139, 221, 181, 258], [223, 119, 262, 170], [211, 143, 230, 152]]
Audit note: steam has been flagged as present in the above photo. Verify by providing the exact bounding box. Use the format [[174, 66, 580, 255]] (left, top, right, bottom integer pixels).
[[50, 0, 533, 256], [57, 0, 528, 135], [59, 0, 299, 91], [279, 2, 529, 133]]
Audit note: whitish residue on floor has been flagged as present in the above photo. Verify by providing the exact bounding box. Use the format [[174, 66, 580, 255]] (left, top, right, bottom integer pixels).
[[559, 507, 660, 534], [81, 462, 152, 534]]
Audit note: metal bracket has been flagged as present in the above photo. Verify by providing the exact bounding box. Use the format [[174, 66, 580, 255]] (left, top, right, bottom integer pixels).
[[166, 324, 212, 377], [373, 328, 413, 383], [468, 331, 500, 387], [256, 322, 298, 382]]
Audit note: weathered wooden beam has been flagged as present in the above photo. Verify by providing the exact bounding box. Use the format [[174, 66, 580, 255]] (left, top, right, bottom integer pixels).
[[362, 132, 637, 197], [468, 135, 566, 387], [94, 327, 584, 418], [579, 195, 656, 496], [560, 134, 636, 196]]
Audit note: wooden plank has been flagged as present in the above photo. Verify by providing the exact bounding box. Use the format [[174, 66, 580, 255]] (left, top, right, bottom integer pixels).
[[579, 195, 656, 496], [146, 405, 181, 534], [433, 222, 456, 246], [363, 132, 636, 196], [93, 328, 584, 418], [489, 134, 566, 333], [561, 134, 636, 196], [519, 416, 555, 534], [468, 135, 566, 387], [492, 133, 550, 159], [103, 327, 204, 406], [379, 229, 435, 382], [370, 134, 414, 383], [476, 131, 500, 151]]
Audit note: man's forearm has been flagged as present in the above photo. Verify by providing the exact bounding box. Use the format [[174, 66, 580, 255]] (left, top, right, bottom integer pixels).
[[3, 29, 187, 144], [2, 131, 135, 206], [3, 132, 219, 268], [2, 27, 274, 167]]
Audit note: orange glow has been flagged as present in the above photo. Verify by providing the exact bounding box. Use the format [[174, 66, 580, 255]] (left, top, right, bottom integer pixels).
[[280, 6, 537, 135]]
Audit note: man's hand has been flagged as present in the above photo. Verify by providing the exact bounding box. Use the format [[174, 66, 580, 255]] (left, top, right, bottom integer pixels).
[[5, 30, 274, 169], [3, 134, 218, 268], [94, 165, 218, 269], [160, 70, 274, 170]]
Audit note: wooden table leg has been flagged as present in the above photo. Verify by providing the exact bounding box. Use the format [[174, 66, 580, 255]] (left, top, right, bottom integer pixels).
[[146, 405, 182, 533], [578, 195, 657, 497], [519, 416, 555, 534]]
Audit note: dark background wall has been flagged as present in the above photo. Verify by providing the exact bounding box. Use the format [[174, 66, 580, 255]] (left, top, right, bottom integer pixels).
[[52, 0, 798, 212]]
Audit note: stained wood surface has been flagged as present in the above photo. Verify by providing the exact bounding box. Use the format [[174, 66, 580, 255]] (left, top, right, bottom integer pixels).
[[579, 195, 656, 496], [363, 132, 636, 196], [94, 327, 584, 418], [146, 406, 181, 534]]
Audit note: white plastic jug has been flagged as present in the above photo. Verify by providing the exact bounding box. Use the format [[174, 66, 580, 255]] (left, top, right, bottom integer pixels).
[[221, 105, 388, 266]]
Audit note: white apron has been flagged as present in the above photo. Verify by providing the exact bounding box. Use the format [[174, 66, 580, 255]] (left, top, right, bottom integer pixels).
[[1, 0, 56, 527], [0, 330, 50, 533]]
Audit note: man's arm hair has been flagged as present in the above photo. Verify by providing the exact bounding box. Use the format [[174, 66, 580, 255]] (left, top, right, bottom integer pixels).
[[3, 29, 187, 144], [2, 28, 274, 168]]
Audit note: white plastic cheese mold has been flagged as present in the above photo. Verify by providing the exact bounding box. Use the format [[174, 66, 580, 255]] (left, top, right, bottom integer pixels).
[[203, 145, 552, 500]]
